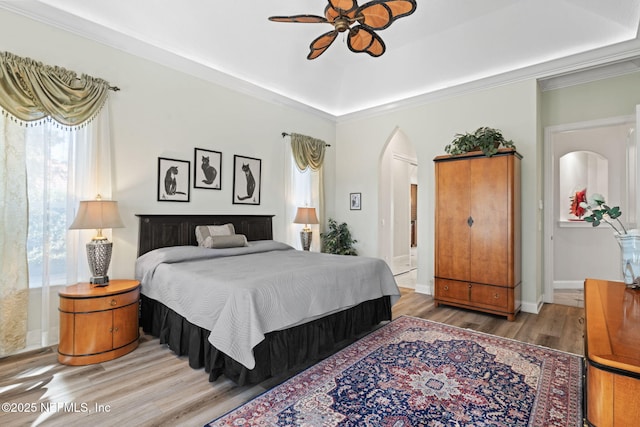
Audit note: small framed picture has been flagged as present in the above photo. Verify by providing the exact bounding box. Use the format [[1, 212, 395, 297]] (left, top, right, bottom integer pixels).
[[158, 157, 190, 202], [350, 192, 361, 210], [233, 155, 261, 205], [194, 148, 222, 190]]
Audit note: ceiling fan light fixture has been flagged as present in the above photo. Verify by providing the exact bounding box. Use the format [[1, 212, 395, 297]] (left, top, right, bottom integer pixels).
[[334, 17, 352, 32], [269, 0, 417, 59]]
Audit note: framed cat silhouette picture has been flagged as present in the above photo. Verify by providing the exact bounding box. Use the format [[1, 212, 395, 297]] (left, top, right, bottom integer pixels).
[[157, 157, 190, 202], [232, 155, 261, 205], [194, 148, 222, 190]]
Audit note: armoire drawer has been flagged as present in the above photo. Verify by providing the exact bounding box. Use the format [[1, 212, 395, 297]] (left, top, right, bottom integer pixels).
[[470, 284, 509, 309], [435, 278, 470, 303]]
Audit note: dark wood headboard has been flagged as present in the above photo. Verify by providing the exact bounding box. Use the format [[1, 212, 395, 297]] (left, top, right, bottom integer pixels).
[[136, 214, 274, 256]]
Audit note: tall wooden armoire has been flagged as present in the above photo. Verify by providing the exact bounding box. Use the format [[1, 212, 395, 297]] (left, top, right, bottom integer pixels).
[[433, 148, 522, 321]]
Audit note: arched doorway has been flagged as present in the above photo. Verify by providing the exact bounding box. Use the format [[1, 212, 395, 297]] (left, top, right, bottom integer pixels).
[[378, 128, 418, 287]]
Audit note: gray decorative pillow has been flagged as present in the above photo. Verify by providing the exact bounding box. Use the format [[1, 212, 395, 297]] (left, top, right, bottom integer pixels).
[[202, 234, 248, 249], [195, 223, 235, 246]]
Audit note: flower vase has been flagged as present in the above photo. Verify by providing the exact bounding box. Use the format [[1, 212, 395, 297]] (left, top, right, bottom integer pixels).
[[615, 233, 640, 288]]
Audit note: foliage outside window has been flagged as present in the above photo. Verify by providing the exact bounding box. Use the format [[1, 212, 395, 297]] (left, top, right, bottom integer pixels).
[[25, 124, 70, 287]]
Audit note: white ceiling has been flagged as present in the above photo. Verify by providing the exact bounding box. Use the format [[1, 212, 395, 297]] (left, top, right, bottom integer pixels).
[[3, 0, 640, 118]]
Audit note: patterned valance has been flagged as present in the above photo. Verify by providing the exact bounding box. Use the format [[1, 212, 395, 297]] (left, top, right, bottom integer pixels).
[[0, 51, 111, 127], [290, 133, 327, 171]]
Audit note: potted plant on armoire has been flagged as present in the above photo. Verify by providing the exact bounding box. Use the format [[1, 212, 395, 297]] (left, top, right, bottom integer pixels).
[[434, 127, 522, 321]]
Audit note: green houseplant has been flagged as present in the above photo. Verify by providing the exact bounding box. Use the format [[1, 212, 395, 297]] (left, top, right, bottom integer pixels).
[[444, 126, 515, 157], [321, 218, 358, 255]]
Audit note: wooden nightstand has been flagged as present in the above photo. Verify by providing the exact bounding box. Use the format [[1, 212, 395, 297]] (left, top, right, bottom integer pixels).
[[58, 279, 140, 365]]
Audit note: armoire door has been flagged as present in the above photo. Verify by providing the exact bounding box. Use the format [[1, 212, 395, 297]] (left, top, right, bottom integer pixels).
[[469, 155, 511, 286], [435, 159, 471, 281]]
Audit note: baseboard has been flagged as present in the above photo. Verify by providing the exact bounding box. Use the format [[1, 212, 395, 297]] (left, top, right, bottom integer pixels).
[[414, 282, 432, 295], [520, 299, 542, 315], [554, 280, 584, 290], [25, 327, 59, 349]]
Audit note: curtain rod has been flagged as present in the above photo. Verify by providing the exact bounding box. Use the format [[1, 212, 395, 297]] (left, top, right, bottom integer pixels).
[[281, 132, 331, 147], [72, 77, 119, 91]]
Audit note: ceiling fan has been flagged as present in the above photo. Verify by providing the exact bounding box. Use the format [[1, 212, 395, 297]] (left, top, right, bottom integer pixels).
[[268, 0, 417, 60]]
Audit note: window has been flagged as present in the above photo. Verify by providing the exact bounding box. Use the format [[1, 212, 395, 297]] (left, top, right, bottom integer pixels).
[[25, 123, 73, 288], [285, 147, 322, 251]]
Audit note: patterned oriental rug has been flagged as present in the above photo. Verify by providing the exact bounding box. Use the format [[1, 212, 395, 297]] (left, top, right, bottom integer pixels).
[[207, 316, 583, 427]]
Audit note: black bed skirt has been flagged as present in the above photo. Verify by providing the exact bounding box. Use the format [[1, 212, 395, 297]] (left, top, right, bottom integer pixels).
[[140, 295, 392, 385]]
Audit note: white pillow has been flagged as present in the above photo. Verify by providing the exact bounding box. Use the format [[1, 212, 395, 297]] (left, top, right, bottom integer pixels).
[[202, 234, 248, 249], [195, 223, 235, 246]]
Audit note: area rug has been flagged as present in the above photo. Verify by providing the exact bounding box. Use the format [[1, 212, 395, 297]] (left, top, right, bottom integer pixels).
[[206, 316, 583, 427]]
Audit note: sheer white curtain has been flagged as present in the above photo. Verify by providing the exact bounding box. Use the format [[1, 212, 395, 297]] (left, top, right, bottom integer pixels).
[[0, 115, 29, 356], [24, 105, 114, 349], [284, 144, 322, 251], [66, 104, 114, 284]]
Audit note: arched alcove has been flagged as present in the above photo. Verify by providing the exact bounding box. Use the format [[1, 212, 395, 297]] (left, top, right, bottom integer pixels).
[[558, 150, 608, 221]]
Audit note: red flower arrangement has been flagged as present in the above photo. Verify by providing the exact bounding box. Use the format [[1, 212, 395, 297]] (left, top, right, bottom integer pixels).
[[569, 188, 587, 218]]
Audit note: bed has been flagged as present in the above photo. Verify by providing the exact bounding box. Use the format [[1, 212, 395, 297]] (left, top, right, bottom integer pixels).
[[135, 214, 400, 385]]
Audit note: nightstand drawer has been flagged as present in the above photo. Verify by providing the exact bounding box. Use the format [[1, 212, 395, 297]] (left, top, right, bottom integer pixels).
[[60, 287, 139, 313]]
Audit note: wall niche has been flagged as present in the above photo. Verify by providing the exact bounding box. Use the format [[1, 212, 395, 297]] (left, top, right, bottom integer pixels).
[[559, 150, 608, 222]]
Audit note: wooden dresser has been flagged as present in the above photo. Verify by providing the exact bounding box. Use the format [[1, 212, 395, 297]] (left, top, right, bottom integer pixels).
[[58, 279, 140, 365], [584, 278, 640, 426], [433, 149, 521, 321]]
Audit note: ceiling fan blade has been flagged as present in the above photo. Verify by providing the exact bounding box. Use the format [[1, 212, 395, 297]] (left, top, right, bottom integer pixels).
[[269, 15, 328, 24], [357, 0, 417, 30], [328, 0, 358, 13], [347, 26, 386, 57], [308, 30, 339, 60]]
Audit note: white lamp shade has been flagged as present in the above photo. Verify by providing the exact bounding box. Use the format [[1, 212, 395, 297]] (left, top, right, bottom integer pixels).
[[69, 200, 124, 230], [293, 207, 319, 225]]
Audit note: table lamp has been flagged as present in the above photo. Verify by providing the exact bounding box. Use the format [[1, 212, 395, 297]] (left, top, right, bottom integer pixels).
[[69, 195, 124, 285], [293, 207, 319, 251]]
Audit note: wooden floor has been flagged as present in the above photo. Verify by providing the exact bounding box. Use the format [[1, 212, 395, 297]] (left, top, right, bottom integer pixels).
[[0, 288, 585, 427]]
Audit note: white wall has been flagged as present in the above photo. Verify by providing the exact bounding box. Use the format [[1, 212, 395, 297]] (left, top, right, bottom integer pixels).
[[334, 81, 541, 311], [0, 9, 336, 282]]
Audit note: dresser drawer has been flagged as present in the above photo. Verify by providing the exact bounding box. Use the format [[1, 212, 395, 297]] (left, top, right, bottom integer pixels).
[[60, 287, 139, 313]]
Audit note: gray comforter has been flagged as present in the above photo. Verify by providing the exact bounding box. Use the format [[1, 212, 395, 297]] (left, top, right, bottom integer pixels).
[[135, 240, 400, 369]]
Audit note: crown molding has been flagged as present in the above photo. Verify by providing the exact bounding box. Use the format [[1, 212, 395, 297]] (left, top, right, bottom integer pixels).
[[337, 38, 640, 123], [3, 2, 639, 123]]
